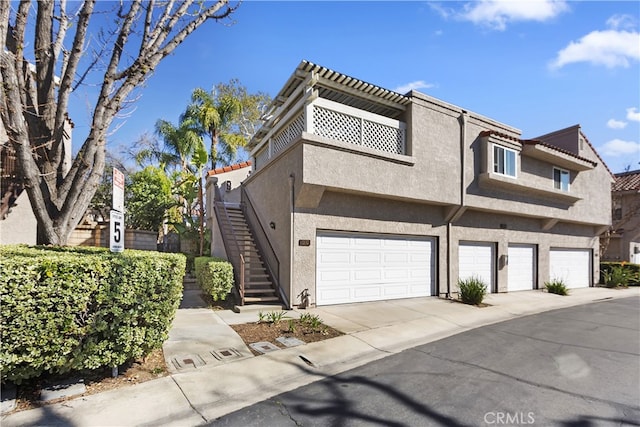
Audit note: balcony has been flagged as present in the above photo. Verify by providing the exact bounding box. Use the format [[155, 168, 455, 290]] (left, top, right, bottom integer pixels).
[[253, 97, 406, 170]]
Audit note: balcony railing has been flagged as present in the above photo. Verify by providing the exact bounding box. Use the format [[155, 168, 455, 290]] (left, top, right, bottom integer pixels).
[[254, 97, 406, 170]]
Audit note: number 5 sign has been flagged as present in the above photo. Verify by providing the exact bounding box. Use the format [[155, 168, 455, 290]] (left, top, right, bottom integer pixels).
[[110, 210, 124, 253]]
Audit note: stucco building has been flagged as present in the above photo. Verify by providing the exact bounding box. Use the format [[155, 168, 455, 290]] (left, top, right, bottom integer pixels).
[[0, 119, 72, 245], [210, 61, 613, 308], [601, 169, 640, 263]]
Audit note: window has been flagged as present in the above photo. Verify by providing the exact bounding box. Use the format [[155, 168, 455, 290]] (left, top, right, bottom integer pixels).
[[553, 167, 570, 191], [613, 208, 622, 221], [493, 145, 516, 177]]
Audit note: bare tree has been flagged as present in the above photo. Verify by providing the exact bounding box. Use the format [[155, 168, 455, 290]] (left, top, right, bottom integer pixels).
[[0, 0, 238, 245]]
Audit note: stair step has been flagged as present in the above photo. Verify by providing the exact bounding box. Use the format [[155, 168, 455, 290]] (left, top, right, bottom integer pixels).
[[244, 296, 280, 303], [245, 281, 273, 287], [244, 289, 277, 295]]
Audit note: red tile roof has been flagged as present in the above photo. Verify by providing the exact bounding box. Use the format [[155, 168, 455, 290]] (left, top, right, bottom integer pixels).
[[207, 161, 252, 176], [479, 130, 597, 166], [612, 169, 640, 192]]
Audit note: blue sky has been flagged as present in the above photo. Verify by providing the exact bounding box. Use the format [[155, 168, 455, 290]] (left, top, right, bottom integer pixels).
[[68, 1, 640, 174]]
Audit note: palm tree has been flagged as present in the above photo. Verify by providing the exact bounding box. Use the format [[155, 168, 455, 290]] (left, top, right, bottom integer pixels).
[[133, 117, 204, 174], [135, 116, 208, 255], [185, 86, 245, 170]]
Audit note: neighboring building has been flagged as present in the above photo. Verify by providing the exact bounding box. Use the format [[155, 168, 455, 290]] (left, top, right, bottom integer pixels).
[[209, 60, 613, 308], [206, 161, 253, 259], [601, 169, 640, 263], [0, 119, 73, 245]]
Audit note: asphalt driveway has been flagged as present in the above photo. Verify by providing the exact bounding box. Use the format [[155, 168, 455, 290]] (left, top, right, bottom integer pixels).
[[212, 296, 640, 427]]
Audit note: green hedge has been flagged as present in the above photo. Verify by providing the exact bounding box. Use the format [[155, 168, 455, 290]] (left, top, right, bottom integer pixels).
[[0, 245, 185, 384], [600, 262, 640, 286], [194, 256, 234, 301]]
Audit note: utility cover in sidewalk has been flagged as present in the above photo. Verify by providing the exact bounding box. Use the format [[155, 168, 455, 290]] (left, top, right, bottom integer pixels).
[[211, 347, 244, 362], [276, 336, 305, 347], [249, 341, 280, 354], [172, 354, 206, 370]]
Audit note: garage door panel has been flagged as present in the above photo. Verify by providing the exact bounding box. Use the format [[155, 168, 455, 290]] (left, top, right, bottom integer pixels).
[[459, 242, 495, 292], [354, 269, 382, 281], [317, 251, 350, 264], [318, 288, 350, 304], [354, 238, 381, 248], [384, 253, 408, 263], [383, 285, 409, 297], [508, 244, 535, 292], [353, 286, 382, 299], [384, 269, 409, 280], [319, 235, 350, 247], [353, 252, 381, 264], [550, 249, 590, 289], [317, 270, 350, 282], [316, 233, 435, 305]]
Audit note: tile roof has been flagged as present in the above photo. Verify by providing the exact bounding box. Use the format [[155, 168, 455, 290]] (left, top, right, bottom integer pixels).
[[612, 169, 640, 192], [207, 161, 252, 176], [479, 130, 597, 166]]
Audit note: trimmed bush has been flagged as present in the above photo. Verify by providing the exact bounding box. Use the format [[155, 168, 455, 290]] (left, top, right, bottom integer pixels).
[[600, 262, 639, 286], [458, 276, 487, 305], [545, 279, 568, 296], [0, 245, 185, 384], [194, 256, 234, 301]]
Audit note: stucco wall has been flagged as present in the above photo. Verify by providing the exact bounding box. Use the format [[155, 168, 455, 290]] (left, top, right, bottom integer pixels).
[[291, 191, 449, 306], [244, 89, 611, 306], [243, 145, 303, 304], [450, 210, 600, 293], [0, 192, 37, 245], [206, 166, 253, 259]]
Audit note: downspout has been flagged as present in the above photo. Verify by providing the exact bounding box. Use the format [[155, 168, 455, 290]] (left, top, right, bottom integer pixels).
[[288, 173, 295, 310], [447, 110, 468, 298]]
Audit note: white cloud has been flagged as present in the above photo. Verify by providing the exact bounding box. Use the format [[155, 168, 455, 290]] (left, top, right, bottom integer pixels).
[[429, 2, 454, 20], [627, 107, 640, 122], [550, 16, 640, 70], [460, 0, 569, 31], [607, 119, 627, 129], [394, 80, 435, 94], [600, 139, 640, 157], [606, 14, 637, 31]]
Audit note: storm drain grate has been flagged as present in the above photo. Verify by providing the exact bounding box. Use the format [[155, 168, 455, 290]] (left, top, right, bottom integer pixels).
[[276, 336, 305, 347], [210, 347, 243, 361], [172, 354, 206, 370], [249, 341, 280, 354]]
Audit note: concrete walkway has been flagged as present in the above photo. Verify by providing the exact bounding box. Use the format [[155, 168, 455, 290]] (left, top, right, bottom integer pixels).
[[2, 286, 638, 426]]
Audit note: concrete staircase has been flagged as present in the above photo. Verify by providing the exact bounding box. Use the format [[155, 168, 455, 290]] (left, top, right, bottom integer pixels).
[[222, 206, 280, 305]]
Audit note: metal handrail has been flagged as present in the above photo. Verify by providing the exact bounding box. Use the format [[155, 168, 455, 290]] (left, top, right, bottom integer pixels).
[[241, 185, 290, 309], [213, 184, 245, 304]]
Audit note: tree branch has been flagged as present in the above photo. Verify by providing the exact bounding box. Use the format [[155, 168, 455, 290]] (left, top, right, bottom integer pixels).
[[52, 0, 94, 177]]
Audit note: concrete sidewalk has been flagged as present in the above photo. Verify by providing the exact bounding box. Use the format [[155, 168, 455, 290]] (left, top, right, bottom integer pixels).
[[2, 287, 638, 426]]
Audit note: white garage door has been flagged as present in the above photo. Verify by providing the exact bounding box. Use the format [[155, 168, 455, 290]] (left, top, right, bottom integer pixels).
[[549, 249, 591, 289], [508, 244, 536, 291], [459, 242, 495, 293], [316, 232, 435, 305]]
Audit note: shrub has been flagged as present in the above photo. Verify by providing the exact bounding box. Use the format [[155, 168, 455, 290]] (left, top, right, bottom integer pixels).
[[0, 245, 185, 384], [194, 256, 234, 301], [257, 311, 289, 325], [600, 262, 639, 287], [458, 276, 487, 305], [545, 279, 568, 296]]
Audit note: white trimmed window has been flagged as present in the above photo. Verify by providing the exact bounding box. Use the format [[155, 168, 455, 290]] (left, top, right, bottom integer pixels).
[[493, 144, 517, 177], [553, 167, 570, 191]]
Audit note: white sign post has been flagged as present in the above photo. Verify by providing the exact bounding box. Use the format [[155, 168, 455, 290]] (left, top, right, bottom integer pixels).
[[112, 168, 125, 214], [109, 210, 124, 253], [110, 168, 125, 253]]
